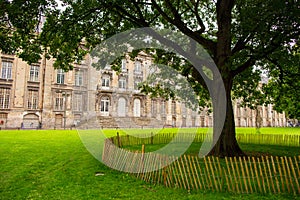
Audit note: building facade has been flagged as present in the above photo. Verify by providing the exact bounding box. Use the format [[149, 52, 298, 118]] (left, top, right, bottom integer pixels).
[[0, 52, 286, 129]]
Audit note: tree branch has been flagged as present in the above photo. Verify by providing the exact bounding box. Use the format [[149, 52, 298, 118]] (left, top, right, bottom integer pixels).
[[112, 3, 149, 27], [193, 0, 206, 34], [231, 57, 255, 77], [151, 0, 216, 56]]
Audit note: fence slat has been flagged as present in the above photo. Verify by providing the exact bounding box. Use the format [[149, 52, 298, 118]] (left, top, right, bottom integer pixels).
[[176, 157, 187, 190], [261, 156, 271, 193], [188, 155, 199, 190], [225, 157, 234, 192], [257, 157, 267, 193], [196, 157, 207, 190], [266, 156, 276, 193], [208, 156, 219, 192], [252, 157, 262, 193], [204, 157, 213, 191], [289, 157, 300, 194], [239, 157, 249, 193], [231, 157, 240, 193], [281, 156, 290, 193], [294, 156, 300, 180], [284, 156, 296, 194], [215, 157, 223, 192]]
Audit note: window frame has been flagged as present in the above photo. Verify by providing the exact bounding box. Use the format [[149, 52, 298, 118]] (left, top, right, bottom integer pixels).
[[118, 77, 126, 89], [134, 61, 142, 73], [27, 90, 39, 110], [73, 93, 82, 112], [56, 69, 65, 84], [100, 97, 110, 113], [75, 70, 83, 86], [0, 88, 10, 109], [101, 75, 110, 88], [54, 92, 64, 111], [29, 65, 40, 82], [121, 59, 127, 72], [1, 61, 12, 79]]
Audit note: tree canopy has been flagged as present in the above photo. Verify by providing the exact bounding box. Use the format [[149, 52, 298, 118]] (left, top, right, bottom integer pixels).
[[1, 0, 299, 156]]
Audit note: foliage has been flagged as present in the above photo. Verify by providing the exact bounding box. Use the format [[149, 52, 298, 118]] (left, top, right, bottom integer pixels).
[[263, 43, 300, 119], [0, 0, 57, 63]]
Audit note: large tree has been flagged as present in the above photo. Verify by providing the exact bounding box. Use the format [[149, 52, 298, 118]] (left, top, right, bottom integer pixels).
[[1, 0, 299, 156]]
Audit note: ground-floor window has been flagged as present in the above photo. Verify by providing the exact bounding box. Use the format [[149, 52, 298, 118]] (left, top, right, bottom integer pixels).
[[100, 97, 110, 116], [0, 88, 10, 109], [118, 97, 126, 117], [133, 98, 141, 117]]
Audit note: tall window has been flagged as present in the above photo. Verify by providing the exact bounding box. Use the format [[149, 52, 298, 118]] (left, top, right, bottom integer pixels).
[[133, 98, 141, 117], [100, 97, 110, 113], [118, 77, 126, 89], [56, 69, 65, 84], [29, 65, 39, 81], [75, 70, 83, 86], [1, 61, 12, 79], [54, 92, 64, 110], [73, 94, 82, 111], [151, 100, 157, 116], [101, 75, 110, 88], [27, 90, 38, 110], [0, 88, 10, 109], [134, 61, 142, 73], [121, 59, 127, 72]]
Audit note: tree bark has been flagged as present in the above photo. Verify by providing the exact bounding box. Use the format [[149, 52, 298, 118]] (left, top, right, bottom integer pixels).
[[208, 77, 245, 157]]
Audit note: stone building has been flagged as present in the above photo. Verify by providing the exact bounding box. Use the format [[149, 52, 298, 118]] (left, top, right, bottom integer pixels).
[[0, 52, 286, 129], [0, 52, 92, 129]]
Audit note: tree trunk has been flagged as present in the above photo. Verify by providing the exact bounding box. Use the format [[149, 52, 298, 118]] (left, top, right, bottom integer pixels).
[[208, 77, 245, 157]]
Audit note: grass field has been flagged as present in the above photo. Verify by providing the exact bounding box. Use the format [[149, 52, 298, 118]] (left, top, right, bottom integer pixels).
[[0, 129, 299, 199]]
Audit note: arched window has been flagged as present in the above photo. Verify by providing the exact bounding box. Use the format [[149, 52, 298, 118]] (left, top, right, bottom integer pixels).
[[118, 97, 126, 117], [133, 98, 141, 117]]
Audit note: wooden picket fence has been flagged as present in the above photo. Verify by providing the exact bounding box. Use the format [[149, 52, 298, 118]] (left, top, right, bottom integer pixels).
[[103, 133, 300, 194], [133, 154, 300, 194], [110, 132, 300, 148]]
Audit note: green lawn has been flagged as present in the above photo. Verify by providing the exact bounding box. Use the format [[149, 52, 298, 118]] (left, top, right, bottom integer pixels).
[[0, 129, 299, 200]]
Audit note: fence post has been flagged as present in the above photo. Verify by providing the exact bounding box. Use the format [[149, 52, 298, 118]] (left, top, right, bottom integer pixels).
[[151, 132, 153, 145], [117, 132, 121, 148], [139, 144, 145, 177]]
